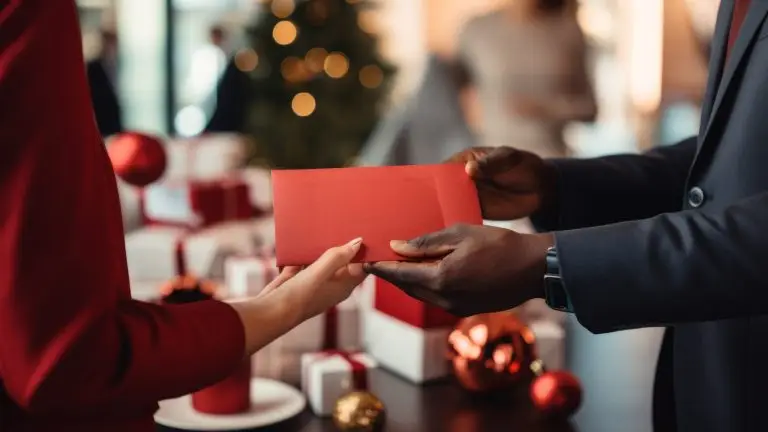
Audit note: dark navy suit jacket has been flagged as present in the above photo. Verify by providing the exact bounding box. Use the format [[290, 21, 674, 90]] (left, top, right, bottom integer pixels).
[[533, 1, 768, 430]]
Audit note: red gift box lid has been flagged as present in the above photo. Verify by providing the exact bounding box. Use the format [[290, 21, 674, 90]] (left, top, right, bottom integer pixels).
[[374, 277, 460, 329]]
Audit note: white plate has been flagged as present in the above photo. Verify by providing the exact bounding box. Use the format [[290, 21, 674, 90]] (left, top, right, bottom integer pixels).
[[155, 378, 306, 431]]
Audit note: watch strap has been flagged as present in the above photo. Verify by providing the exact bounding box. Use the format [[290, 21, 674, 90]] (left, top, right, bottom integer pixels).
[[543, 246, 573, 312]]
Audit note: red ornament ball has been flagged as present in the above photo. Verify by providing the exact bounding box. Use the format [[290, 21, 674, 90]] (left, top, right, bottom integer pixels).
[[447, 312, 536, 392], [107, 132, 167, 187], [530, 371, 583, 417]]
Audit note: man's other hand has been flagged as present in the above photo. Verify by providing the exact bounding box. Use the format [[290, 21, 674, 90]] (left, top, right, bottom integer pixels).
[[364, 224, 554, 317]]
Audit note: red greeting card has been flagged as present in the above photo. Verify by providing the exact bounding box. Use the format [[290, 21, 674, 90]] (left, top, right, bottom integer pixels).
[[272, 164, 482, 266]]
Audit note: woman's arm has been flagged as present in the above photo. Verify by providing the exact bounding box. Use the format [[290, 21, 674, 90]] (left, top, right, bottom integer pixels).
[[0, 0, 362, 415]]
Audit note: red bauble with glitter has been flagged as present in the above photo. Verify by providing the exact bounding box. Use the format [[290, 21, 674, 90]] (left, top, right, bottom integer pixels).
[[530, 371, 583, 417], [107, 132, 167, 187]]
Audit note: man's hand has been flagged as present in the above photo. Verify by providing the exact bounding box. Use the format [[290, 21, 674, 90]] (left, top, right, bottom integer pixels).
[[448, 147, 557, 220], [364, 224, 554, 317]]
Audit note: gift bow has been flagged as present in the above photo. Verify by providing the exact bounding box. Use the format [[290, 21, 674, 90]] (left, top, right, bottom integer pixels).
[[305, 350, 369, 396]]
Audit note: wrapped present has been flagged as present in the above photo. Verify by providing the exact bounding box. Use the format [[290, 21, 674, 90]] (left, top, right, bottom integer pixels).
[[282, 291, 361, 353], [125, 224, 258, 281], [373, 278, 458, 329], [364, 278, 458, 383], [164, 134, 248, 180], [300, 351, 377, 416], [249, 290, 362, 384], [529, 320, 566, 371], [143, 177, 253, 229], [224, 254, 278, 298], [365, 309, 451, 384]]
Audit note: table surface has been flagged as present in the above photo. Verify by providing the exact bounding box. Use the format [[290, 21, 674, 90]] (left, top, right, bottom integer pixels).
[[158, 316, 664, 432], [158, 367, 574, 432]]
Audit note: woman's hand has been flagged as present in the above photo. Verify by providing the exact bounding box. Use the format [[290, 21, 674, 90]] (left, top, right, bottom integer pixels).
[[228, 238, 365, 356], [260, 237, 366, 321]]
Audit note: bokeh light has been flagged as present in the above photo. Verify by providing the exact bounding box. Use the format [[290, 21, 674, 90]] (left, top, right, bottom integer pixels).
[[324, 52, 349, 78], [271, 0, 295, 18], [234, 49, 259, 72], [291, 92, 316, 117], [273, 20, 298, 45], [305, 47, 328, 73], [359, 65, 383, 88]]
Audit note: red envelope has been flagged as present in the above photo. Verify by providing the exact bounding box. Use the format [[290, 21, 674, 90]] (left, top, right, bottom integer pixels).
[[272, 164, 483, 266]]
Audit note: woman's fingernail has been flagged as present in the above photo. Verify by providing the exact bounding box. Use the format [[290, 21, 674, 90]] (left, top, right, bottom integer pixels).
[[390, 240, 407, 248], [348, 237, 363, 249]]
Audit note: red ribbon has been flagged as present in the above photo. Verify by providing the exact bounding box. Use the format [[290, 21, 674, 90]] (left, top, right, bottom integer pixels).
[[323, 306, 339, 350], [305, 350, 369, 395], [174, 236, 188, 276]]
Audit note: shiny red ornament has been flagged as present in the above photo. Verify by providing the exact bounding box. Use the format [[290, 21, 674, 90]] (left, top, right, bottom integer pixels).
[[530, 371, 583, 417], [107, 132, 167, 187], [447, 312, 536, 392]]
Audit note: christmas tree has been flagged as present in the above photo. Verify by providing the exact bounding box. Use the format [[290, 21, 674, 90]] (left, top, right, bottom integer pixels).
[[223, 0, 395, 169]]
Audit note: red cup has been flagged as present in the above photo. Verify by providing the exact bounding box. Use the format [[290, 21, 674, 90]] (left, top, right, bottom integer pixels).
[[192, 360, 252, 415]]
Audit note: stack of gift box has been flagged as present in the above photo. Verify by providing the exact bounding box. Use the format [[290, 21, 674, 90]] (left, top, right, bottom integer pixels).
[[120, 134, 566, 418]]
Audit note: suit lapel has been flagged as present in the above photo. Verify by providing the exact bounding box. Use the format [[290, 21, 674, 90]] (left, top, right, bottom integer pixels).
[[697, 1, 732, 139], [700, 1, 768, 147]]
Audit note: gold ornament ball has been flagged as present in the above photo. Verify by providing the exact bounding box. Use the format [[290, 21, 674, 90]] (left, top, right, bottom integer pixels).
[[332, 391, 386, 432]]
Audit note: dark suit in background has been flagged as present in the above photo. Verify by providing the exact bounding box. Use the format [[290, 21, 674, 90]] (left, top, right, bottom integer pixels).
[[532, 1, 768, 430], [86, 58, 122, 138]]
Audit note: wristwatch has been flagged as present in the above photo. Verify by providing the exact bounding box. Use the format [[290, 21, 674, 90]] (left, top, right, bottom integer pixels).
[[543, 246, 573, 312]]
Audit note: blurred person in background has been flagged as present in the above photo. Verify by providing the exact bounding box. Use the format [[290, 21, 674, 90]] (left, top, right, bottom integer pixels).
[[455, 0, 596, 321], [0, 3, 365, 430], [185, 25, 230, 117], [86, 28, 123, 138], [456, 0, 596, 159]]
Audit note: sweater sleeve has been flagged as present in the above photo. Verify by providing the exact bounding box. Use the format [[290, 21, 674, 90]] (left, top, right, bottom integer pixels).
[[0, 0, 245, 415]]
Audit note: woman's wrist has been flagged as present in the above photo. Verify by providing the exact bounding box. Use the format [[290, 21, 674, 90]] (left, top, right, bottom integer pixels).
[[226, 289, 306, 357]]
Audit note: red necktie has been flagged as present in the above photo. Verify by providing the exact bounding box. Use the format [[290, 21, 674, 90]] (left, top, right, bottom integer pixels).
[[727, 0, 752, 58]]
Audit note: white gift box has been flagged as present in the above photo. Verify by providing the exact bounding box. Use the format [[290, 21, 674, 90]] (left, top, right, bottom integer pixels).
[[239, 167, 273, 212], [364, 309, 451, 384], [125, 224, 257, 281], [224, 255, 278, 298], [529, 320, 566, 371], [282, 293, 361, 353], [164, 134, 247, 180], [300, 351, 377, 416], [252, 343, 303, 385]]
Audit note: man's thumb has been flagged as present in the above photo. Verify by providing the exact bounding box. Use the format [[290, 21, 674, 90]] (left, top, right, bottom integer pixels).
[[390, 227, 463, 258], [303, 237, 363, 280]]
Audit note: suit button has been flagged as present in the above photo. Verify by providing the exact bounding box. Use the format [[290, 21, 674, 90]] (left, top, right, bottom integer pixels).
[[688, 187, 705, 208]]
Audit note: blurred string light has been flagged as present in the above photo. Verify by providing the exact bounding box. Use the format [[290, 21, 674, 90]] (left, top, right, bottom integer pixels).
[[305, 47, 328, 73], [292, 92, 316, 116], [234, 48, 259, 72], [271, 0, 295, 18], [273, 20, 298, 45], [324, 52, 349, 78], [281, 56, 311, 82], [359, 65, 383, 88]]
